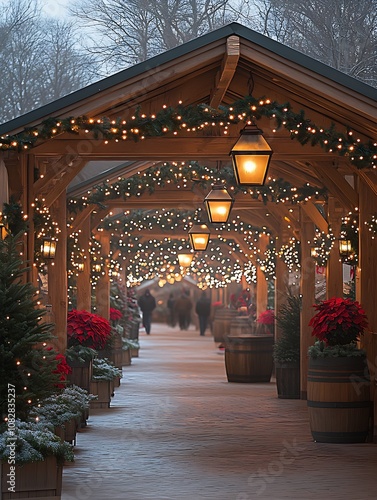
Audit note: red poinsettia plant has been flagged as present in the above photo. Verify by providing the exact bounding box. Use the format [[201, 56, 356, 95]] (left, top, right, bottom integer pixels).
[[309, 297, 368, 347], [257, 309, 275, 325], [53, 353, 72, 389], [67, 309, 111, 350], [110, 308, 123, 322]]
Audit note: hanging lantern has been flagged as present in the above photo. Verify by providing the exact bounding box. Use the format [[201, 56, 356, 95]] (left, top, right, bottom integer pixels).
[[94, 262, 102, 273], [188, 224, 210, 251], [41, 237, 57, 259], [230, 125, 273, 186], [178, 253, 193, 267], [204, 185, 234, 223], [339, 238, 352, 257]]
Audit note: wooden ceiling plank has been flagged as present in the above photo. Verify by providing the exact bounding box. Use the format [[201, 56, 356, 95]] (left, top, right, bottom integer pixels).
[[210, 36, 240, 109]]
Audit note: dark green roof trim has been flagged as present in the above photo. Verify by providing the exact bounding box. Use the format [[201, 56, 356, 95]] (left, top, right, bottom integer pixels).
[[1, 22, 376, 135]]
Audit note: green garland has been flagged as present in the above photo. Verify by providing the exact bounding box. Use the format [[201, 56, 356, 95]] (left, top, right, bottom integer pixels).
[[68, 161, 326, 213], [2, 95, 376, 169]]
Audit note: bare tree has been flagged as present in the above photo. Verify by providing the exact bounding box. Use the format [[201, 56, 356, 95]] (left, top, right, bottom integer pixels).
[[0, 0, 97, 123], [250, 0, 377, 87], [70, 0, 239, 73]]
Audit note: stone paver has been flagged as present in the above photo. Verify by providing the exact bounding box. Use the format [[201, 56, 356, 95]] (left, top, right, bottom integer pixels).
[[62, 324, 377, 500]]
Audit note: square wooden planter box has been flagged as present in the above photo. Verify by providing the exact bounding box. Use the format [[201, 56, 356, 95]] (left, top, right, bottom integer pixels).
[[67, 359, 93, 392], [89, 380, 112, 409], [1, 456, 62, 499], [130, 348, 139, 358], [122, 348, 131, 366]]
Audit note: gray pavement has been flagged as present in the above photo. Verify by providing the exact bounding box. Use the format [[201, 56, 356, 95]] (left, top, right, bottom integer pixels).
[[62, 324, 377, 500]]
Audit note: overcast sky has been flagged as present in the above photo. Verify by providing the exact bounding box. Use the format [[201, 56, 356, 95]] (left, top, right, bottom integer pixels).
[[40, 0, 71, 18]]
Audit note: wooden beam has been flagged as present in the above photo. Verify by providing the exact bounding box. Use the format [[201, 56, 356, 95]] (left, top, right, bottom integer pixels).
[[33, 157, 72, 194], [353, 168, 377, 199], [326, 196, 344, 298], [299, 212, 316, 399], [312, 163, 358, 210], [30, 135, 334, 161], [301, 201, 328, 233], [76, 216, 92, 311], [68, 205, 95, 236], [44, 158, 87, 208], [256, 234, 269, 318], [210, 36, 240, 108]]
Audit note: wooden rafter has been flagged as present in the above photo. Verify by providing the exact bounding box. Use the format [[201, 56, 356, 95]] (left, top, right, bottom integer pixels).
[[301, 201, 328, 233], [68, 205, 95, 236], [210, 36, 240, 108], [311, 162, 358, 210], [44, 159, 87, 208], [351, 168, 377, 199]]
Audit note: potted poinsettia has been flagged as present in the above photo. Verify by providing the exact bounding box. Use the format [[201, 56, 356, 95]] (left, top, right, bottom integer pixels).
[[66, 309, 111, 391], [67, 309, 111, 350], [307, 297, 371, 443], [256, 309, 275, 335]]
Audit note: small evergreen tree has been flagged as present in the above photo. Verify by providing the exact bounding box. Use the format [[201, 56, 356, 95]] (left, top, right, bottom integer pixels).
[[273, 290, 301, 364], [0, 234, 60, 422]]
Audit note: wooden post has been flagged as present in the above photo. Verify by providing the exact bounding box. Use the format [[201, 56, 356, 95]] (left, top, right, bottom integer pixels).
[[299, 213, 316, 399], [76, 216, 92, 311], [48, 190, 67, 353], [326, 197, 344, 299], [358, 179, 377, 439], [274, 233, 289, 340], [256, 234, 269, 318], [96, 232, 110, 320]]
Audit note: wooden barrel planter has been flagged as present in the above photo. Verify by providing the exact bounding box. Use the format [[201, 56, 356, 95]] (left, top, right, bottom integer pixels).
[[67, 359, 93, 392], [212, 309, 238, 342], [225, 334, 274, 383], [307, 356, 371, 443], [230, 316, 254, 336], [275, 362, 300, 399], [1, 456, 63, 499]]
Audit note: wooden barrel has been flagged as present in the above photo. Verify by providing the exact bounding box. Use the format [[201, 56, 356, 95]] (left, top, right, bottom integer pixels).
[[307, 356, 371, 443], [212, 309, 238, 342], [225, 334, 274, 383], [230, 316, 254, 336]]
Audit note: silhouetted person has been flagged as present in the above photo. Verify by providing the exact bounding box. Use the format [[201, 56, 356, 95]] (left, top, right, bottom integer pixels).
[[138, 289, 156, 334], [195, 291, 211, 336], [174, 292, 193, 330], [167, 292, 176, 327]]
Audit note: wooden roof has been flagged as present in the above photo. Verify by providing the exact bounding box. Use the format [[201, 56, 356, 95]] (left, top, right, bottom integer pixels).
[[2, 22, 377, 208]]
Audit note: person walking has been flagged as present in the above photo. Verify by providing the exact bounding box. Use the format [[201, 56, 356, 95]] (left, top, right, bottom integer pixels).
[[174, 291, 193, 330], [167, 292, 176, 327], [137, 289, 156, 334], [195, 291, 211, 336]]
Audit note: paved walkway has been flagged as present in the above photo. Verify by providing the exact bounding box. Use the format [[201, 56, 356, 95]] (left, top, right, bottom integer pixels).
[[62, 324, 377, 500]]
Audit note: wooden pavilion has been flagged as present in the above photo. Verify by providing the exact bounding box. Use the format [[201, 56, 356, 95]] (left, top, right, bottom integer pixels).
[[1, 23, 377, 423]]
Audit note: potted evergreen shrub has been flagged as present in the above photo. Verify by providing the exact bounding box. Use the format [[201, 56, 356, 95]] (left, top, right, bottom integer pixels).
[[273, 292, 301, 399], [307, 297, 370, 443], [90, 358, 122, 409], [0, 420, 73, 499]]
